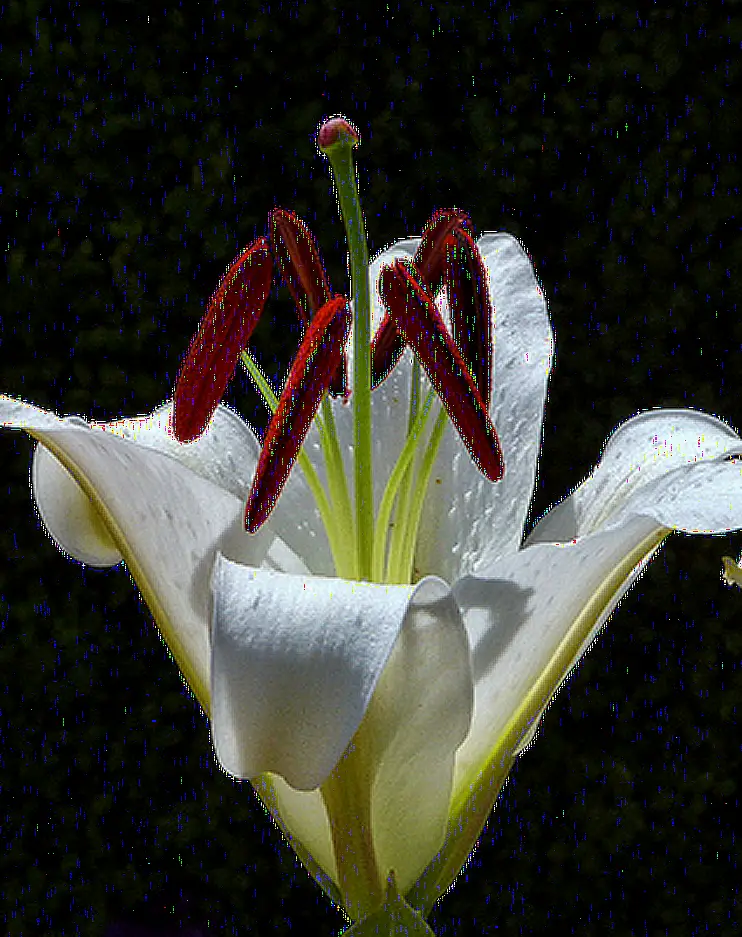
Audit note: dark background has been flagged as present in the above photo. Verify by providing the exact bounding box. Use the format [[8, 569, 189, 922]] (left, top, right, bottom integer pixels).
[[1, 1, 741, 934]]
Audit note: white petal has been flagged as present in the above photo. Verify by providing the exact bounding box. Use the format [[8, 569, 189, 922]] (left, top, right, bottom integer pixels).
[[453, 514, 664, 808], [209, 559, 419, 790], [210, 562, 472, 900], [1, 395, 271, 710], [32, 441, 123, 566], [28, 400, 264, 567], [528, 408, 742, 544], [253, 774, 340, 896], [451, 409, 742, 823], [409, 514, 665, 911], [103, 398, 333, 578], [364, 575, 472, 894], [100, 401, 263, 501], [417, 233, 554, 580]]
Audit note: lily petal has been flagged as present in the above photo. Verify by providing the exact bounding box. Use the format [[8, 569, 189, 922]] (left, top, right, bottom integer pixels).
[[409, 514, 664, 913], [252, 577, 474, 907], [103, 402, 325, 578], [209, 558, 420, 790], [527, 409, 742, 545], [417, 431, 742, 910], [461, 418, 742, 805], [210, 563, 472, 900], [416, 232, 553, 582], [359, 574, 472, 895], [1, 395, 271, 711], [101, 402, 264, 502]]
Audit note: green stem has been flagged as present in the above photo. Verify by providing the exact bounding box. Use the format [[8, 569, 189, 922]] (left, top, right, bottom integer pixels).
[[323, 142, 372, 579]]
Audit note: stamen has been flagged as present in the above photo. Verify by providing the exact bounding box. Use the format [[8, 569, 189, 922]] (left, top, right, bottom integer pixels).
[[268, 208, 332, 328], [370, 313, 405, 388], [414, 208, 472, 297], [378, 260, 504, 482], [268, 208, 346, 397], [444, 226, 493, 408], [173, 238, 272, 444], [371, 208, 472, 388], [245, 296, 352, 532]]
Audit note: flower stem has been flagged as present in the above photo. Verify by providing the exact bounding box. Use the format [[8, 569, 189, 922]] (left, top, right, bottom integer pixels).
[[320, 125, 373, 579], [320, 715, 383, 920]]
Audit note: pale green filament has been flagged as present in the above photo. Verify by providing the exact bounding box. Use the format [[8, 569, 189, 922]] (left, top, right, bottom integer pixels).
[[240, 350, 354, 578], [384, 454, 417, 583], [390, 405, 449, 585], [408, 359, 421, 428], [383, 359, 425, 581], [319, 395, 356, 578], [371, 389, 435, 582]]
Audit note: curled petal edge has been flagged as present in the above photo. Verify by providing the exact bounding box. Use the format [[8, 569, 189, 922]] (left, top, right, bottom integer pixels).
[[210, 558, 423, 790]]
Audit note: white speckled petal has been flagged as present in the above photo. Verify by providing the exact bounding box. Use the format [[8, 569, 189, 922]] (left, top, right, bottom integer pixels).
[[101, 401, 263, 501], [527, 409, 742, 544], [210, 559, 419, 790], [416, 232, 554, 581], [409, 514, 664, 912], [455, 516, 664, 804], [106, 397, 338, 578], [1, 394, 271, 710]]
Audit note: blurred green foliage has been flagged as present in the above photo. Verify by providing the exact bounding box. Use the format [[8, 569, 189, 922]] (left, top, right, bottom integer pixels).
[[1, 0, 741, 934]]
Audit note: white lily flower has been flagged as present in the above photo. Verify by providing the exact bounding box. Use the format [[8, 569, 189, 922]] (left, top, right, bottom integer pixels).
[[3, 229, 742, 927], [3, 119, 742, 932]]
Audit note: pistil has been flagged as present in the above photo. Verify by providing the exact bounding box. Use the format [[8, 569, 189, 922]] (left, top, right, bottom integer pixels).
[[318, 117, 374, 580]]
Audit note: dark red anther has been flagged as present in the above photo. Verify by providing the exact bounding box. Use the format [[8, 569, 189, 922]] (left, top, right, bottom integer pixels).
[[378, 260, 504, 482], [414, 208, 472, 297], [268, 208, 347, 397], [370, 312, 406, 388], [268, 209, 332, 328], [245, 296, 352, 532], [444, 225, 493, 409], [371, 208, 472, 388], [173, 238, 272, 444]]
